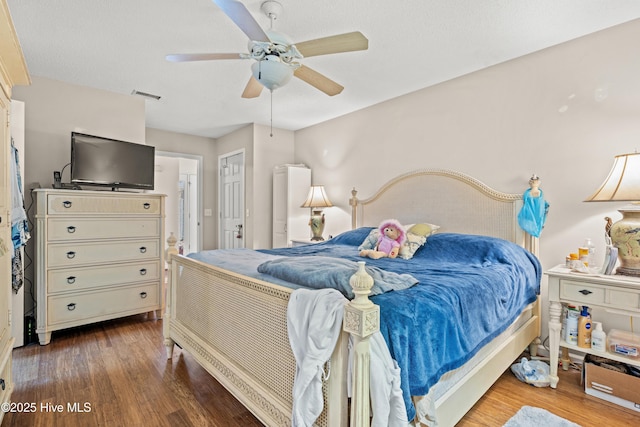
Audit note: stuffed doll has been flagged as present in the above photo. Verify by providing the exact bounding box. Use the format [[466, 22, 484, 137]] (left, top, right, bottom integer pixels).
[[359, 219, 406, 259]]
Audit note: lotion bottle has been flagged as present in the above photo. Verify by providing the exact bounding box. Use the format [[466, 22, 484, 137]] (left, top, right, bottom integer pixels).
[[565, 305, 579, 345], [591, 321, 606, 352], [577, 306, 591, 348]]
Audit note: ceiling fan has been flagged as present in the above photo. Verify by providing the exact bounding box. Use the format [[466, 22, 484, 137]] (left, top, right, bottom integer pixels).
[[166, 0, 369, 98]]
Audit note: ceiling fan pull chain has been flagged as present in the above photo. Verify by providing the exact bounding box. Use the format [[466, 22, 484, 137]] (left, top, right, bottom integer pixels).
[[270, 90, 274, 137]]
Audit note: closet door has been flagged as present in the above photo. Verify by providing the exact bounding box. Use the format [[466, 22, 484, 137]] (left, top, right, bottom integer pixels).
[[0, 90, 10, 352], [0, 2, 31, 416], [0, 69, 13, 417]]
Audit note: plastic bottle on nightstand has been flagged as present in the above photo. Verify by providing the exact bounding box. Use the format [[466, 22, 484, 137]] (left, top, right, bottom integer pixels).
[[591, 322, 606, 352], [584, 238, 596, 269], [577, 306, 592, 348]]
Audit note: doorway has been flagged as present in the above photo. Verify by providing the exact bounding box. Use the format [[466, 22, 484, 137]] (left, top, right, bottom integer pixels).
[[155, 151, 203, 255], [218, 150, 245, 249]]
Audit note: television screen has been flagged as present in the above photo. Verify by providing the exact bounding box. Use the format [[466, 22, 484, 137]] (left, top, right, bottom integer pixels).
[[71, 132, 155, 190]]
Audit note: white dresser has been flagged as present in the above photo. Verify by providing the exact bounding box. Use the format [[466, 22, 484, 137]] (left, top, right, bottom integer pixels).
[[34, 189, 165, 345]]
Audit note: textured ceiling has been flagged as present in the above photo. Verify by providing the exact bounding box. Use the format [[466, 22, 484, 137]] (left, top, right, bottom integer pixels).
[[7, 0, 640, 138]]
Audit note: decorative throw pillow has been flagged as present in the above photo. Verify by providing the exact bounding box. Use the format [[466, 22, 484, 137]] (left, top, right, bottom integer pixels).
[[406, 223, 440, 237], [357, 228, 379, 251], [398, 223, 440, 260]]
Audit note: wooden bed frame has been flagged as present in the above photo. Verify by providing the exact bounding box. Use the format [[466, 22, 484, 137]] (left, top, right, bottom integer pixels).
[[163, 169, 541, 427]]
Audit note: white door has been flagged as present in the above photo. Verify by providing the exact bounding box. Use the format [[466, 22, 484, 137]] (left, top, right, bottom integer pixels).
[[0, 95, 11, 352], [219, 151, 244, 249], [178, 172, 199, 254], [155, 152, 202, 255]]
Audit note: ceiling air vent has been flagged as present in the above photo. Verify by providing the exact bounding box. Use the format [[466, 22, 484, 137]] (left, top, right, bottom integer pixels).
[[131, 90, 161, 101]]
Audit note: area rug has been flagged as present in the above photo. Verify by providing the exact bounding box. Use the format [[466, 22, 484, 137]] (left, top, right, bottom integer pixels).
[[503, 406, 582, 427]]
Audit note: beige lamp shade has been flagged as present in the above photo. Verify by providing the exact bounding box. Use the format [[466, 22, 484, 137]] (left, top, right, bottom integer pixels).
[[301, 185, 333, 208], [585, 152, 640, 202]]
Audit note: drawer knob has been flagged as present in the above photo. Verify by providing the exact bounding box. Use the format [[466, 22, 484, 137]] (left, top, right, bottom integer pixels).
[[66, 251, 76, 259], [139, 268, 147, 276], [143, 203, 151, 209], [140, 292, 148, 299], [579, 289, 593, 295], [67, 303, 76, 311], [0, 378, 5, 390], [67, 226, 76, 233], [63, 201, 72, 208], [67, 276, 76, 284], [139, 246, 147, 253]]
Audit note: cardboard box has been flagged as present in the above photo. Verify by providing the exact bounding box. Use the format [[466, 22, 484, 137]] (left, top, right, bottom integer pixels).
[[583, 354, 640, 412]]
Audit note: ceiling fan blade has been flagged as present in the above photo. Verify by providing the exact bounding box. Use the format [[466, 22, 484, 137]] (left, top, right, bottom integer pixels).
[[165, 53, 243, 62], [295, 31, 368, 58], [294, 65, 344, 96], [241, 76, 264, 98], [213, 0, 270, 42]]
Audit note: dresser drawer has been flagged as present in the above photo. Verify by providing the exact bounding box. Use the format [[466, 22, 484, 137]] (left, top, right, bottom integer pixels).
[[47, 194, 161, 215], [609, 288, 640, 311], [560, 279, 640, 311], [560, 280, 606, 305], [47, 239, 160, 268], [47, 261, 161, 293], [47, 283, 160, 325], [47, 217, 160, 241]]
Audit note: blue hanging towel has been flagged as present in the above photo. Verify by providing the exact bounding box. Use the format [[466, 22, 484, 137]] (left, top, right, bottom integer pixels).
[[518, 188, 549, 238]]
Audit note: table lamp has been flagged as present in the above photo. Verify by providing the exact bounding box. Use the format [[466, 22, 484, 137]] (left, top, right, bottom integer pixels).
[[300, 185, 333, 241], [585, 152, 640, 276]]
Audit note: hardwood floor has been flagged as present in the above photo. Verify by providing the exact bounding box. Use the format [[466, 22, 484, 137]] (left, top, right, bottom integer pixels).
[[4, 314, 639, 426]]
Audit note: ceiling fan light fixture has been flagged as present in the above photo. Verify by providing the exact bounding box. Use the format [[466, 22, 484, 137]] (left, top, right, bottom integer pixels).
[[251, 57, 293, 91], [169, 0, 369, 97]]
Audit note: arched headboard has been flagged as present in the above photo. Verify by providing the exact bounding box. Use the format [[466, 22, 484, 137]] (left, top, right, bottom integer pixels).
[[350, 169, 537, 254]]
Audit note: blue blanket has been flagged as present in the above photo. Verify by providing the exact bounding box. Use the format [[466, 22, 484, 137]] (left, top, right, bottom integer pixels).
[[257, 256, 418, 299], [260, 228, 541, 420]]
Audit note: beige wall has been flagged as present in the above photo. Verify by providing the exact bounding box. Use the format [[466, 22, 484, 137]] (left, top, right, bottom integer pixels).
[[12, 76, 145, 190], [294, 19, 640, 339]]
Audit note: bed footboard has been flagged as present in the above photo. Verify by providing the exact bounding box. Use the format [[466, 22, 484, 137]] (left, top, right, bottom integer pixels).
[[163, 243, 379, 426], [164, 254, 305, 425]]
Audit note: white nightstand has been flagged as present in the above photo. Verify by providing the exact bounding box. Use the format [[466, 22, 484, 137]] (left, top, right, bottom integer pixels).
[[290, 238, 323, 247], [545, 265, 640, 389]]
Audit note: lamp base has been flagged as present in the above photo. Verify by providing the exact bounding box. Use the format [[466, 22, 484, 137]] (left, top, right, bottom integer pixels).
[[615, 266, 640, 277], [610, 206, 640, 276], [309, 210, 325, 241]]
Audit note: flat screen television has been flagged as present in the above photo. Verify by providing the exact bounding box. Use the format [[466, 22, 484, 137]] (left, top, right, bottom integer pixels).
[[71, 132, 155, 190]]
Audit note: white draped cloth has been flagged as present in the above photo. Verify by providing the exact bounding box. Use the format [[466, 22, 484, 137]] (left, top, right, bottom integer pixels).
[[288, 288, 346, 427], [287, 288, 408, 427]]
